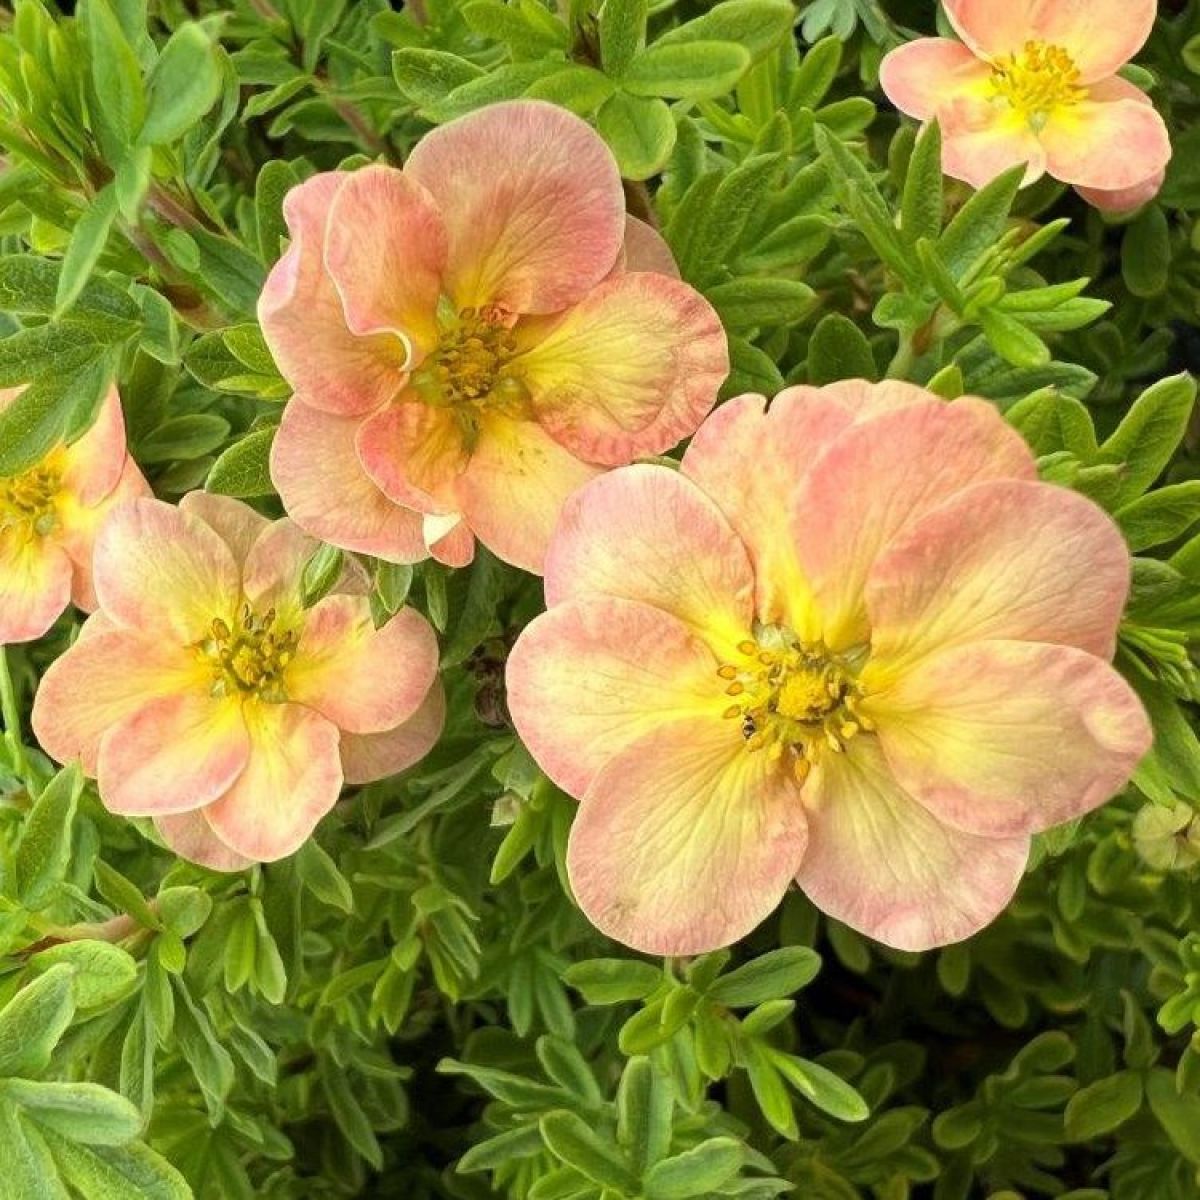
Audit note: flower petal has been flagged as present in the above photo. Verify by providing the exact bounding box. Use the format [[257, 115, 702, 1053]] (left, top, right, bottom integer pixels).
[[271, 399, 430, 564], [93, 498, 240, 643], [179, 491, 270, 575], [155, 810, 254, 872], [405, 100, 625, 314], [568, 717, 807, 955], [240, 518, 316, 617], [58, 387, 128, 504], [940, 98, 1047, 188], [793, 397, 1035, 649], [323, 165, 447, 357], [455, 412, 602, 574], [617, 215, 679, 278], [944, 0, 1155, 83], [507, 595, 724, 797], [356, 400, 467, 515], [879, 38, 993, 120], [96, 690, 251, 816], [258, 173, 406, 416], [866, 640, 1152, 838], [1040, 97, 1171, 191], [544, 464, 755, 653], [290, 598, 439, 735], [866, 479, 1131, 670], [516, 272, 727, 466], [31, 625, 202, 773], [203, 702, 342, 862], [425, 513, 475, 568], [341, 680, 446, 785], [0, 533, 72, 644], [1076, 170, 1164, 213], [796, 737, 1029, 951]]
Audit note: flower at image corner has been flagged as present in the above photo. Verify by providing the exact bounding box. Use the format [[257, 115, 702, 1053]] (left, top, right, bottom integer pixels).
[[261, 99, 728, 575], [880, 0, 1170, 212], [507, 381, 1153, 954], [0, 385, 148, 645], [31, 494, 444, 870]]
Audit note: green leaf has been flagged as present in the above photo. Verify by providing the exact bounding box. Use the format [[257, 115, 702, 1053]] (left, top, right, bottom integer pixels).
[[1146, 1068, 1200, 1164], [707, 278, 815, 331], [15, 764, 82, 911], [901, 120, 943, 245], [937, 165, 1024, 279], [1006, 388, 1098, 458], [1064, 1070, 1143, 1141], [644, 1137, 742, 1199], [564, 958, 663, 1004], [656, 0, 795, 62], [539, 1111, 639, 1193], [84, 0, 146, 156], [2, 1080, 142, 1146], [599, 0, 647, 77], [0, 966, 76, 1079], [1121, 204, 1170, 298], [979, 308, 1051, 368], [29, 942, 138, 1012], [392, 48, 484, 108], [41, 1130, 191, 1200], [1117, 482, 1200, 551], [254, 160, 301, 264], [773, 1054, 869, 1122], [457, 1124, 545, 1173], [0, 1100, 68, 1200], [1098, 374, 1196, 506], [808, 313, 876, 385], [206, 428, 276, 498], [596, 91, 676, 181], [616, 1057, 672, 1173], [319, 1058, 383, 1169], [624, 41, 751, 101], [707, 948, 822, 1006], [55, 186, 119, 316]]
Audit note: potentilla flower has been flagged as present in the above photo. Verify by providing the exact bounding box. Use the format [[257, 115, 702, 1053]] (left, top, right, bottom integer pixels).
[[507, 381, 1152, 954], [31, 494, 443, 869], [262, 99, 728, 574], [0, 386, 147, 645], [880, 0, 1170, 212]]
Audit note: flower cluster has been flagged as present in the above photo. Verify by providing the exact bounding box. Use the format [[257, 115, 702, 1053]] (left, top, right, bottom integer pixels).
[[19, 67, 1157, 947], [881, 0, 1170, 211]]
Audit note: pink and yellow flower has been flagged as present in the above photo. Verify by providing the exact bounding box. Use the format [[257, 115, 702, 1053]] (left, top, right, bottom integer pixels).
[[0, 386, 147, 645], [507, 382, 1152, 954], [31, 494, 443, 869], [261, 99, 728, 574], [880, 0, 1170, 211]]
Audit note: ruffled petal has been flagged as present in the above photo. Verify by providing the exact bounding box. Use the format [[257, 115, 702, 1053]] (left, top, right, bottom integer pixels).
[[515, 272, 727, 466], [323, 165, 447, 358], [1040, 97, 1171, 191], [203, 701, 342, 862], [240, 519, 316, 617], [96, 690, 251, 816], [341, 680, 446, 785], [616, 215, 680, 278], [31, 624, 202, 773], [404, 100, 625, 314], [155, 810, 254, 872], [940, 98, 1047, 188], [792, 397, 1035, 650], [93, 498, 240, 643], [0, 532, 72, 644], [271, 399, 430, 565], [544, 464, 755, 654], [258, 173, 407, 416], [568, 716, 807, 955], [866, 641, 1151, 837], [795, 737, 1029, 951], [880, 38, 993, 121], [507, 595, 724, 796], [866, 479, 1131, 670], [179, 492, 270, 576], [1077, 171, 1164, 213], [58, 387, 128, 504], [455, 412, 602, 574], [355, 400, 467, 515]]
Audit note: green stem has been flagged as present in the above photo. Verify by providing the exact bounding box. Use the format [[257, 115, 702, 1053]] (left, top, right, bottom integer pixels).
[[0, 647, 29, 785], [885, 333, 917, 380]]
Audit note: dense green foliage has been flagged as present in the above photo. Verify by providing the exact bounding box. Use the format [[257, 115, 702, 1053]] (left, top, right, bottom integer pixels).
[[3, 0, 1200, 1197]]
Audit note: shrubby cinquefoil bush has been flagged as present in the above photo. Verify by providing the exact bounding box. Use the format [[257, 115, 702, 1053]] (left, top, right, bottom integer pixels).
[[1, 0, 1200, 1197]]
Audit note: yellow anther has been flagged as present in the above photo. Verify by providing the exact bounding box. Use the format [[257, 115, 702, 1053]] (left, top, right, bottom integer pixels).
[[991, 40, 1084, 122], [722, 704, 741, 720], [717, 664, 738, 680], [1, 461, 62, 539]]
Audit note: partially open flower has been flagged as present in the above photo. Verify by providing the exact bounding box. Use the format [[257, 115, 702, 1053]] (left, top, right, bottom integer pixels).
[[507, 382, 1152, 954], [31, 494, 443, 869], [0, 386, 147, 645], [262, 99, 728, 574], [881, 0, 1170, 212]]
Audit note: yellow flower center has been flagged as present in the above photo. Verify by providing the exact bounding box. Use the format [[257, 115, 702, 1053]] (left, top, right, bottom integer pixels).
[[411, 306, 529, 413], [0, 462, 61, 538], [718, 627, 871, 782], [198, 603, 298, 704], [991, 41, 1085, 124]]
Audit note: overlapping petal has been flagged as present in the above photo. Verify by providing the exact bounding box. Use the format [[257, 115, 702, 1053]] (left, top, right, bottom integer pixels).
[[155, 810, 255, 873], [0, 533, 72, 645], [1040, 97, 1170, 191], [568, 717, 807, 956], [341, 680, 446, 786], [879, 38, 993, 120], [356, 401, 467, 515]]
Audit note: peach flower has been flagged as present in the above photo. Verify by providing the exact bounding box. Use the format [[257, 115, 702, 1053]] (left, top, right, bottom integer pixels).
[[0, 386, 147, 644], [880, 0, 1170, 211], [507, 382, 1152, 954], [32, 494, 443, 869], [261, 100, 728, 574]]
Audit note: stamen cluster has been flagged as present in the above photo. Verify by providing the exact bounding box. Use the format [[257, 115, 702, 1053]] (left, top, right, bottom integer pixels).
[[991, 41, 1084, 120], [1, 463, 61, 537], [199, 603, 298, 703]]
